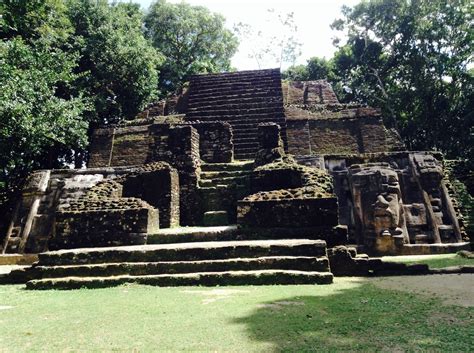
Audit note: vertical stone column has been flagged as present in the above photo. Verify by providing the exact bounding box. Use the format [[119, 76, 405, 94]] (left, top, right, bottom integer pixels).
[[168, 125, 202, 225], [254, 123, 286, 166], [3, 170, 50, 253]]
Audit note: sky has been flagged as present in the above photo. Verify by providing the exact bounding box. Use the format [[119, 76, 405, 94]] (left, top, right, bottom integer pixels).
[[132, 0, 361, 70]]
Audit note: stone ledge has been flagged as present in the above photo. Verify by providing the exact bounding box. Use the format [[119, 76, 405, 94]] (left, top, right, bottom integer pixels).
[[0, 254, 38, 266]]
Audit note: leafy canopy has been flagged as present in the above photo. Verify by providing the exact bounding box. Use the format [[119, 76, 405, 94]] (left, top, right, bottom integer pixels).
[[144, 0, 238, 94], [332, 0, 473, 158], [66, 0, 162, 126], [0, 37, 87, 199]]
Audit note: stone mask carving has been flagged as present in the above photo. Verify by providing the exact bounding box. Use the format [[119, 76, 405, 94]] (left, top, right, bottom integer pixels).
[[349, 164, 407, 249]]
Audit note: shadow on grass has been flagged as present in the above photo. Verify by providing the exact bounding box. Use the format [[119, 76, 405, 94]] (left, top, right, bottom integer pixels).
[[232, 280, 473, 352]]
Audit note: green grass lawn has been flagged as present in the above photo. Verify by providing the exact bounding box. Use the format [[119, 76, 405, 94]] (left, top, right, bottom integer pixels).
[[0, 278, 472, 352], [382, 253, 474, 268]]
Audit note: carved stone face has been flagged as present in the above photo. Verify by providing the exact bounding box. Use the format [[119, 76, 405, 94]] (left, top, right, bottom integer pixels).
[[412, 154, 443, 192], [349, 164, 405, 240]]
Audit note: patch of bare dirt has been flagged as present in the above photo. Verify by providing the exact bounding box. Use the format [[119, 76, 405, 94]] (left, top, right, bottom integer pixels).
[[256, 301, 305, 310], [371, 274, 474, 307], [181, 288, 250, 305], [427, 311, 470, 326]]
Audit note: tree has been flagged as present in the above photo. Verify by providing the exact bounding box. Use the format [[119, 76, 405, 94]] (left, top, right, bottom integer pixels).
[[0, 37, 87, 202], [66, 0, 162, 127], [144, 0, 238, 94], [331, 0, 473, 159], [233, 9, 302, 70], [0, 0, 163, 210], [283, 57, 334, 81], [0, 0, 72, 43], [282, 64, 310, 80]]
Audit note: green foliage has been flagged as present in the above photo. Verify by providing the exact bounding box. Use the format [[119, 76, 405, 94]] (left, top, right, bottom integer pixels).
[[282, 64, 309, 80], [144, 0, 238, 94], [0, 37, 87, 199], [66, 0, 161, 126], [0, 0, 162, 212], [331, 0, 473, 158], [0, 0, 71, 43], [283, 57, 334, 81]]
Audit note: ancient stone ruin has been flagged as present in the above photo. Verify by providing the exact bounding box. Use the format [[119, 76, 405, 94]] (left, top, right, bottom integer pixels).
[[1, 69, 471, 289]]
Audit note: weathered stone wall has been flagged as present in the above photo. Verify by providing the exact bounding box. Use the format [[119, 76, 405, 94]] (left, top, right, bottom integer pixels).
[[88, 120, 232, 167], [286, 116, 405, 155], [88, 129, 114, 168], [283, 80, 405, 156], [111, 125, 152, 166], [254, 123, 286, 167], [192, 122, 233, 163], [150, 125, 202, 225], [51, 162, 177, 249], [2, 162, 180, 253], [122, 168, 180, 228], [238, 198, 338, 228], [52, 201, 158, 250]]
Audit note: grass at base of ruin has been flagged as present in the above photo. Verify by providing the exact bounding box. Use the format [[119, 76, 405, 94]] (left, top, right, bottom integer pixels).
[[382, 253, 474, 268], [1, 277, 473, 352]]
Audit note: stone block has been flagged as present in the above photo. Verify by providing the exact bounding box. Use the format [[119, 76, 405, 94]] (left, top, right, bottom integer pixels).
[[203, 211, 229, 226]]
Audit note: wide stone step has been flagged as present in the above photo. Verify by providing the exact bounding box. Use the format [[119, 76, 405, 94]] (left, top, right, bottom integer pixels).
[[187, 101, 283, 111], [188, 87, 279, 99], [233, 146, 259, 154], [190, 80, 282, 93], [200, 170, 252, 179], [231, 136, 258, 143], [188, 117, 286, 127], [199, 177, 250, 188], [187, 97, 283, 109], [190, 71, 280, 81], [232, 141, 259, 149], [201, 161, 254, 172], [27, 269, 333, 289], [147, 225, 340, 245], [234, 153, 256, 161], [202, 210, 229, 226], [199, 185, 232, 210], [30, 256, 329, 279], [231, 123, 283, 132], [186, 108, 284, 117], [190, 69, 281, 82], [190, 69, 280, 83], [232, 131, 258, 139], [37, 239, 328, 266], [187, 93, 283, 105]]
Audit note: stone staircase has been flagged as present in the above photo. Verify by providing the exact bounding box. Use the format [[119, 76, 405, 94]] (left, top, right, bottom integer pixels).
[[185, 69, 287, 160], [199, 161, 253, 226], [12, 239, 333, 289]]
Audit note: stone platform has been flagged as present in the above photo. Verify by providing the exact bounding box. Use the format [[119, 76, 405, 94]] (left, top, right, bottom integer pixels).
[[6, 239, 333, 289]]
